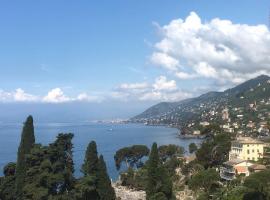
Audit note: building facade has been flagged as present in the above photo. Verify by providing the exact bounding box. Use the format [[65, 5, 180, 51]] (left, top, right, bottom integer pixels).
[[229, 137, 266, 161], [220, 159, 253, 181]]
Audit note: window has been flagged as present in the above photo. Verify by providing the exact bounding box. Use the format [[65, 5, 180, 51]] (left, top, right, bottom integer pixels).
[[257, 149, 260, 153], [252, 149, 254, 153], [247, 150, 250, 154], [252, 157, 255, 160], [247, 157, 250, 160]]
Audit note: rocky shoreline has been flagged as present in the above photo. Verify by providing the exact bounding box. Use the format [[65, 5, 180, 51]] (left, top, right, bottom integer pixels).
[[113, 184, 195, 200], [113, 183, 146, 200]]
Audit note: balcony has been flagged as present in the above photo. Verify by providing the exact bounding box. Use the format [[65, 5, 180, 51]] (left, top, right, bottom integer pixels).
[[220, 167, 236, 181], [220, 172, 235, 181], [220, 166, 235, 173]]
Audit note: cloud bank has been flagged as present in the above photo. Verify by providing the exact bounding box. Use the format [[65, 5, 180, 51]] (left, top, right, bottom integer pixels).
[[1, 12, 269, 104], [151, 12, 270, 85], [0, 88, 103, 103], [113, 76, 192, 102]]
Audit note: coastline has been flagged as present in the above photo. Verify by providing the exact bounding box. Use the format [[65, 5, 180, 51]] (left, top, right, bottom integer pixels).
[[130, 121, 205, 140]]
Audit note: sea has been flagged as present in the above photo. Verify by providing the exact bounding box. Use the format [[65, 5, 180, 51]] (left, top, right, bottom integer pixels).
[[0, 122, 201, 180]]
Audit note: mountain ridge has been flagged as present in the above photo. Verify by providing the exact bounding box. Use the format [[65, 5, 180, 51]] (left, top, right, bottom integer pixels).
[[131, 75, 270, 128]]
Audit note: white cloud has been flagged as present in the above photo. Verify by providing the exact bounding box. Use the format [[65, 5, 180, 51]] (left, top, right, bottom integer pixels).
[[193, 62, 218, 78], [0, 88, 103, 103], [139, 90, 191, 102], [0, 90, 12, 102], [14, 88, 38, 102], [119, 82, 149, 90], [151, 11, 270, 86], [151, 52, 179, 71], [153, 76, 177, 91], [77, 93, 104, 103], [114, 76, 191, 102], [175, 72, 197, 79], [43, 88, 71, 103]]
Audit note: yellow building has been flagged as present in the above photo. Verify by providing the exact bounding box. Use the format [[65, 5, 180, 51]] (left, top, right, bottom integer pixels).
[[229, 137, 266, 161]]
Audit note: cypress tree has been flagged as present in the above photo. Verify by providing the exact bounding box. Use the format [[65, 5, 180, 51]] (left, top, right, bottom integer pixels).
[[15, 115, 35, 197], [146, 142, 174, 200], [82, 141, 99, 176], [96, 155, 116, 200], [146, 142, 160, 199]]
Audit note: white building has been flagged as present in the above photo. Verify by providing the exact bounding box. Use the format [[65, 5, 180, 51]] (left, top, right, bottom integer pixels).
[[229, 137, 266, 161], [220, 159, 253, 181]]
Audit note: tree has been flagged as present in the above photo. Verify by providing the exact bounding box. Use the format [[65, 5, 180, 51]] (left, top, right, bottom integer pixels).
[[0, 163, 16, 200], [146, 143, 160, 199], [48, 133, 75, 193], [120, 167, 148, 190], [188, 168, 219, 194], [200, 124, 222, 135], [4, 162, 16, 177], [243, 169, 270, 198], [81, 141, 99, 176], [114, 145, 149, 170], [96, 155, 116, 200], [21, 133, 75, 199], [149, 192, 168, 200], [76, 141, 100, 199], [146, 143, 174, 200], [15, 115, 35, 197], [158, 144, 184, 162], [74, 175, 99, 200], [196, 133, 231, 168], [189, 143, 198, 154]]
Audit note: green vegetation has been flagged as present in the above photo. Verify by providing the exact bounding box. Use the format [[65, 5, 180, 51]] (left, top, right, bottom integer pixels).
[[158, 144, 184, 162], [15, 115, 35, 198], [243, 169, 270, 199], [132, 75, 270, 138], [188, 168, 219, 194], [1, 115, 269, 200], [188, 143, 197, 154], [0, 116, 115, 200], [146, 143, 174, 200], [196, 133, 231, 168], [81, 141, 99, 176], [96, 155, 116, 200], [114, 145, 149, 170]]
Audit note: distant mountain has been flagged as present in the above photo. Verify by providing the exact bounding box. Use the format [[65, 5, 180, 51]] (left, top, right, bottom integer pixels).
[[131, 75, 270, 128], [225, 75, 270, 95]]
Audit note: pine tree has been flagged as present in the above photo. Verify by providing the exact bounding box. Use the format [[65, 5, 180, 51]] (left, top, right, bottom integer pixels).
[[146, 142, 174, 200], [82, 141, 99, 176], [15, 115, 35, 197], [96, 155, 116, 200]]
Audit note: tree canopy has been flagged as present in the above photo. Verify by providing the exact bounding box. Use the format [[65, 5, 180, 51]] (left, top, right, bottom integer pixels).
[[114, 145, 149, 170], [196, 133, 231, 168], [0, 116, 115, 200], [189, 143, 198, 154], [188, 168, 220, 194], [146, 143, 174, 200], [158, 144, 184, 162], [81, 141, 99, 176]]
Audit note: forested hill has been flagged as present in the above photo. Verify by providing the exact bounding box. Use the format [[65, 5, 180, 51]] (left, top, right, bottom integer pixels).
[[131, 75, 270, 127]]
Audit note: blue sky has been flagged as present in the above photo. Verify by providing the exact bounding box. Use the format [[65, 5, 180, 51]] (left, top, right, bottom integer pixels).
[[0, 0, 269, 121]]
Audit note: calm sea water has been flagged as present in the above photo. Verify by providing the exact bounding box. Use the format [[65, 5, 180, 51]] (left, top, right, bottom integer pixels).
[[0, 123, 200, 180]]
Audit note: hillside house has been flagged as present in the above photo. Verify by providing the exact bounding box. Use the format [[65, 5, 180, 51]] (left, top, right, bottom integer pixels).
[[229, 137, 266, 161]]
